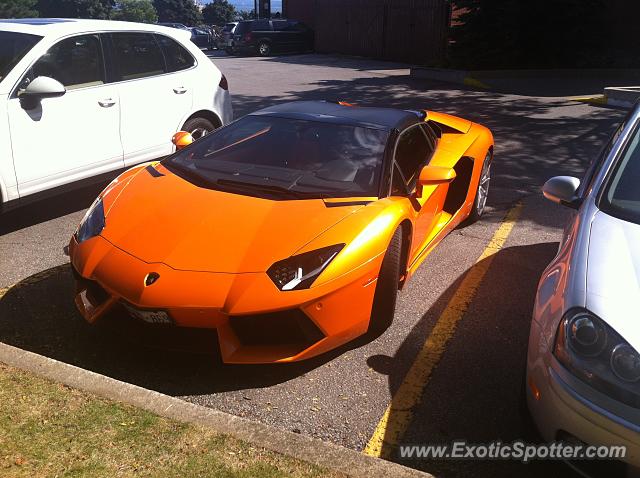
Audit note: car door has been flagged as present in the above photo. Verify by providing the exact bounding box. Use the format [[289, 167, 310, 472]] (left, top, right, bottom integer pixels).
[[392, 124, 438, 259], [286, 21, 310, 52], [107, 32, 194, 166], [272, 20, 293, 51], [7, 33, 123, 198]]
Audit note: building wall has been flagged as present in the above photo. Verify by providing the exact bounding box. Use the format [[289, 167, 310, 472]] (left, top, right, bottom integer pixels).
[[284, 0, 449, 65]]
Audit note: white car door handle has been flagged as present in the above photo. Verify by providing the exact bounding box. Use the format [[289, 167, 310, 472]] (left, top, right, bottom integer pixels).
[[173, 87, 187, 95], [98, 98, 116, 108]]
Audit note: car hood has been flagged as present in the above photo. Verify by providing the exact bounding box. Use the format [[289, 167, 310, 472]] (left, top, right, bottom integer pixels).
[[100, 165, 362, 273], [586, 210, 640, 351]]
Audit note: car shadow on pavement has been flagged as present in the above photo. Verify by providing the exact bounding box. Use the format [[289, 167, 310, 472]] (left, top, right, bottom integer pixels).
[[366, 241, 581, 477], [0, 178, 114, 236], [0, 264, 378, 396]]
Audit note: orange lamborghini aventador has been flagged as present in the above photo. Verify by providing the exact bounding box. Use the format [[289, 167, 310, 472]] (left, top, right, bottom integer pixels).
[[69, 101, 494, 364]]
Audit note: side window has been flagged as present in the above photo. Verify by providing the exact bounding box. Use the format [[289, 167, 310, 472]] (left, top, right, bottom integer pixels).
[[252, 20, 271, 31], [390, 164, 407, 196], [578, 117, 628, 198], [154, 34, 195, 72], [394, 125, 434, 189], [110, 32, 165, 81], [28, 34, 104, 90]]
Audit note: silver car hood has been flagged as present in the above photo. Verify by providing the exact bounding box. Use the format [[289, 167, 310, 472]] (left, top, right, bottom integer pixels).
[[587, 210, 640, 352]]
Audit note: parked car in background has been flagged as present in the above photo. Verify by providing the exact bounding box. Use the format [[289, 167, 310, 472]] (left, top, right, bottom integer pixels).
[[190, 27, 214, 50], [230, 19, 313, 57], [0, 18, 232, 211], [157, 22, 189, 30], [221, 22, 237, 54], [527, 103, 640, 475]]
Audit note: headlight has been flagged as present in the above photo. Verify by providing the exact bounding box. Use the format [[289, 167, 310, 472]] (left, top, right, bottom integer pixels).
[[267, 244, 344, 291], [75, 197, 105, 243], [554, 309, 640, 407]]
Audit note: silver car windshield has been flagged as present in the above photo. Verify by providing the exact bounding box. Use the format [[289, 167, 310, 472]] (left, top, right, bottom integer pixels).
[[601, 122, 640, 225], [0, 31, 42, 83]]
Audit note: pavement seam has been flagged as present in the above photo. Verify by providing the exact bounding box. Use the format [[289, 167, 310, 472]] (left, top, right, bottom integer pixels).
[[363, 203, 523, 459], [0, 341, 432, 478]]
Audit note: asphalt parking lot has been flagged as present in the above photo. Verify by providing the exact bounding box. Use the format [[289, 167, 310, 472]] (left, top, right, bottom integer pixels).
[[0, 52, 627, 477]]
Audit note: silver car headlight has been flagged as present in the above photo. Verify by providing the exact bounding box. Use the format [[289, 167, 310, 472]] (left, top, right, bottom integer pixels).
[[554, 309, 640, 407], [267, 244, 344, 291], [75, 197, 105, 243]]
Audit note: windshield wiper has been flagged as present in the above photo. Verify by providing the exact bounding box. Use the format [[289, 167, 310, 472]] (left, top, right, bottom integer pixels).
[[216, 179, 316, 199]]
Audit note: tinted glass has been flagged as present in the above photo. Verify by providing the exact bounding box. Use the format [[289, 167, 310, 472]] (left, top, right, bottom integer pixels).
[[166, 115, 389, 199], [601, 122, 640, 225], [223, 23, 236, 32], [0, 31, 41, 82], [30, 34, 104, 90], [250, 20, 271, 31], [395, 125, 434, 187], [111, 32, 165, 81], [155, 34, 194, 72], [273, 20, 288, 31]]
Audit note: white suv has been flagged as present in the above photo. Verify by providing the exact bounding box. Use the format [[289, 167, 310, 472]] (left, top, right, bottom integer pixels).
[[0, 18, 233, 210]]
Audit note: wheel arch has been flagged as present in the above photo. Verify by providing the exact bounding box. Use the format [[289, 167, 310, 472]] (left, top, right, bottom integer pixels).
[[397, 219, 413, 289], [180, 109, 222, 132]]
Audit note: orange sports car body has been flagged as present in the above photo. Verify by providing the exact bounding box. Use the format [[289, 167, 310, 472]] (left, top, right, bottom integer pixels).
[[69, 101, 494, 364]]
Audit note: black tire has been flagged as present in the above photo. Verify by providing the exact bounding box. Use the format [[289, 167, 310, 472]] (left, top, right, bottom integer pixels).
[[225, 47, 233, 55], [182, 117, 216, 141], [257, 41, 272, 57], [368, 228, 403, 334]]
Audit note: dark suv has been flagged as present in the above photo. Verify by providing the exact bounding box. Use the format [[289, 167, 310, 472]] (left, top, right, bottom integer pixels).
[[230, 19, 313, 56]]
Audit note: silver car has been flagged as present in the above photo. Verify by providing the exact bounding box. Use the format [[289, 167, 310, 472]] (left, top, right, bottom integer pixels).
[[527, 102, 640, 475]]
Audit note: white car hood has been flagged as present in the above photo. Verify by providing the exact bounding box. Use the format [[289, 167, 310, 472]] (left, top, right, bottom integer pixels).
[[586, 210, 640, 352]]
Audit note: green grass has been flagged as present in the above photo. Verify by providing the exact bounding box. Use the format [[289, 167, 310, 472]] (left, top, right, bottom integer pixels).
[[0, 363, 342, 478]]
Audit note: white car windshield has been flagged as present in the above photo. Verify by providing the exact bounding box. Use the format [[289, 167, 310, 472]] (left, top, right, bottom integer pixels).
[[0, 31, 42, 83], [601, 122, 640, 225]]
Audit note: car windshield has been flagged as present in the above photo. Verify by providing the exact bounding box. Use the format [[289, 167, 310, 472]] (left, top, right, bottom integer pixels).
[[0, 31, 42, 82], [223, 24, 236, 32], [600, 121, 640, 225], [166, 115, 389, 200]]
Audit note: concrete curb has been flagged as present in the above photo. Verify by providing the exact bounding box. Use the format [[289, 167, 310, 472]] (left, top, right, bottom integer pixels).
[[0, 342, 432, 478]]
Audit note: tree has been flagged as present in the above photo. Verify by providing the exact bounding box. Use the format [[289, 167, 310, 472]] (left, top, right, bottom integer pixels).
[[37, 0, 114, 19], [0, 0, 39, 18], [153, 0, 202, 25], [237, 9, 255, 20], [111, 0, 157, 22], [202, 0, 235, 26]]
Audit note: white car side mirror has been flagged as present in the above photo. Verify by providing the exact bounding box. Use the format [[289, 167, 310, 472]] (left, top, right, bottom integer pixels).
[[21, 76, 66, 99], [543, 176, 581, 208]]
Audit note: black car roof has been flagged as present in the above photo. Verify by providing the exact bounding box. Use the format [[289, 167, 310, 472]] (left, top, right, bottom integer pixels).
[[250, 101, 421, 131]]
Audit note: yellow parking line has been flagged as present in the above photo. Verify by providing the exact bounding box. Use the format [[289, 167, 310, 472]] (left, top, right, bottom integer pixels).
[[363, 203, 523, 458]]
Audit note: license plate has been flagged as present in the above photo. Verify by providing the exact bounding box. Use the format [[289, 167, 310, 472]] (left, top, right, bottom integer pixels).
[[123, 304, 173, 325]]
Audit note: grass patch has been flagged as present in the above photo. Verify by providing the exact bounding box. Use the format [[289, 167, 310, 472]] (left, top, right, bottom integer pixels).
[[0, 363, 342, 477]]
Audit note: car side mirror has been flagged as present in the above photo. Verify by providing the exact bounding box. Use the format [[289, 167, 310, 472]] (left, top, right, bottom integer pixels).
[[542, 176, 581, 209], [172, 131, 194, 150], [416, 165, 456, 196], [21, 76, 66, 99]]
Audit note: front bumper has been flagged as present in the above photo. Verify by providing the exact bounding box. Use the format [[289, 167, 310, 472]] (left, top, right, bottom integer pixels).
[[527, 320, 640, 475], [70, 235, 381, 364]]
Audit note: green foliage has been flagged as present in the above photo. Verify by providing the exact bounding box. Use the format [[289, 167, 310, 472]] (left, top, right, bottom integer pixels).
[[450, 0, 614, 69], [237, 9, 255, 20], [202, 0, 236, 26], [112, 0, 158, 23], [153, 0, 202, 25], [36, 0, 115, 19], [0, 0, 39, 18]]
